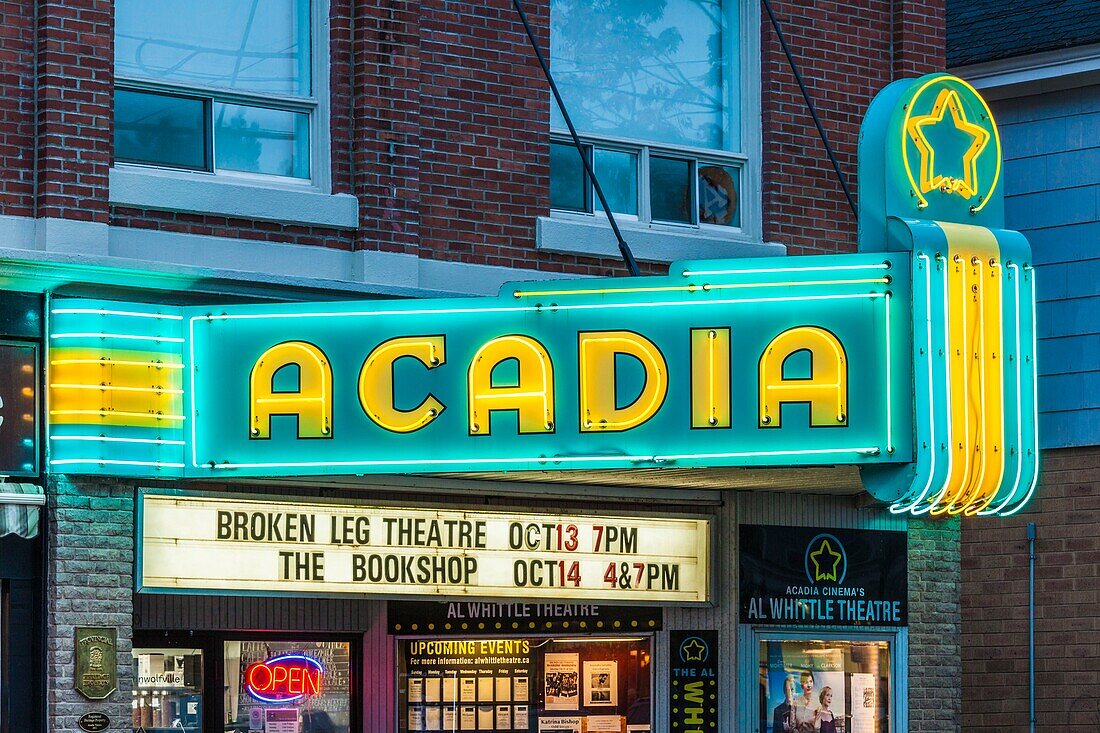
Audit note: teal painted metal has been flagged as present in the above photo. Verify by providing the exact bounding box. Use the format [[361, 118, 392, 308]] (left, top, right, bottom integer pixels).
[[48, 252, 912, 478]]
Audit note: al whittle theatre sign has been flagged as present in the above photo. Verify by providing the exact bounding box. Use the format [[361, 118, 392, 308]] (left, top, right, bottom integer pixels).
[[48, 74, 1039, 517], [137, 493, 710, 602]]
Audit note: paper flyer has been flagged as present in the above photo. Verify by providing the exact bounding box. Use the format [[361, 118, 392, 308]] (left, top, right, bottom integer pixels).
[[495, 676, 511, 701], [544, 653, 580, 710], [477, 704, 495, 729], [443, 706, 457, 731], [850, 672, 877, 733], [478, 675, 495, 702], [408, 706, 426, 731], [426, 706, 442, 731], [495, 705, 511, 729], [583, 660, 618, 707], [425, 676, 442, 703], [443, 675, 458, 703], [460, 705, 476, 731], [409, 676, 425, 703], [460, 676, 477, 703], [514, 705, 529, 729], [587, 715, 624, 732], [514, 676, 529, 702], [538, 715, 582, 732]]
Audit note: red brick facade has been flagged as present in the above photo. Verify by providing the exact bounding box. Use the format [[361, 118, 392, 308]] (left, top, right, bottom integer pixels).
[[1, 0, 945, 272], [962, 446, 1100, 730], [761, 0, 944, 255]]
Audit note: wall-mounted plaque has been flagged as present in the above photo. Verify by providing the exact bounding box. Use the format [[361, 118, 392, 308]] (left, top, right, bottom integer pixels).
[[75, 627, 118, 700]]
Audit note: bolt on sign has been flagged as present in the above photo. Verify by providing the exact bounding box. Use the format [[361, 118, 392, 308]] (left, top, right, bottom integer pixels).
[[75, 627, 118, 700], [47, 74, 1038, 517], [137, 493, 710, 602]]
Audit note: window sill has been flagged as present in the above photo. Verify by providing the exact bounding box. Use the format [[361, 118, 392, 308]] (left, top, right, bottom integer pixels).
[[536, 214, 784, 263], [109, 167, 359, 230]]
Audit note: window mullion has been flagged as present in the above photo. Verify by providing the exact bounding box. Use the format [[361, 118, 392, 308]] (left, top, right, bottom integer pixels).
[[639, 146, 652, 224]]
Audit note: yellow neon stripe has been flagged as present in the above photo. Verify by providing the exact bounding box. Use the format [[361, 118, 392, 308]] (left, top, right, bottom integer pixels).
[[49, 410, 185, 421], [50, 359, 183, 368], [50, 384, 184, 395], [930, 222, 1005, 516]]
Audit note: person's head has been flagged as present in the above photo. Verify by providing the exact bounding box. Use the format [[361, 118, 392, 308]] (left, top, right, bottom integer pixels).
[[799, 671, 815, 695], [819, 686, 833, 707], [784, 676, 795, 698]]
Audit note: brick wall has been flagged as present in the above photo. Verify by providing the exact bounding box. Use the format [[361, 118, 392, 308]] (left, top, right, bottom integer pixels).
[[0, 0, 36, 216], [962, 446, 1100, 730], [46, 476, 134, 733], [761, 0, 944, 255], [5, 0, 947, 271], [908, 516, 962, 731]]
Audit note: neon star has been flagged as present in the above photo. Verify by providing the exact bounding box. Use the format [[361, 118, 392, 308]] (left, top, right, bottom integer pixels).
[[809, 539, 843, 582], [681, 638, 707, 662], [906, 87, 990, 199]]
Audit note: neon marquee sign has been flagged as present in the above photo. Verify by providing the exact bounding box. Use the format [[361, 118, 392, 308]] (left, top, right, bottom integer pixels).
[[46, 74, 1038, 518], [244, 654, 323, 703]]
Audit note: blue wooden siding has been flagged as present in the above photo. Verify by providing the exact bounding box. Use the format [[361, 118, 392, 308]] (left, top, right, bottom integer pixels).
[[994, 85, 1100, 449]]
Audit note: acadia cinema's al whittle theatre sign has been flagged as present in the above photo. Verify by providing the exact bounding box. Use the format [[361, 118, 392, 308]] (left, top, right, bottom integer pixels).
[[47, 74, 1039, 518], [138, 493, 710, 602]]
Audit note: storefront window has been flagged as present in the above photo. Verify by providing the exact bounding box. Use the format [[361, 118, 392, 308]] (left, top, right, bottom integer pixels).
[[224, 640, 351, 733], [131, 648, 203, 732], [758, 639, 891, 733], [399, 636, 651, 732]]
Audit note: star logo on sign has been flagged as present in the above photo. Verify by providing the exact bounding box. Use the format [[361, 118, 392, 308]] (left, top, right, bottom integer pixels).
[[809, 538, 843, 582], [680, 638, 707, 662], [905, 87, 990, 199]]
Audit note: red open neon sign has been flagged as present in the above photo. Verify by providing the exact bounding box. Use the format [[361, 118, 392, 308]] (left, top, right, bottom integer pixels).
[[245, 654, 324, 703]]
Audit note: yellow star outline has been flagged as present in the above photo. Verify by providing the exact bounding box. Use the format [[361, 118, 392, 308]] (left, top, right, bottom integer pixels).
[[905, 87, 991, 200], [809, 538, 843, 582], [681, 638, 707, 662]]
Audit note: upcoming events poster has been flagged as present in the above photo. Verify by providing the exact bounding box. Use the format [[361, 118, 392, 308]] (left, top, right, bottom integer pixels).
[[543, 654, 579, 711]]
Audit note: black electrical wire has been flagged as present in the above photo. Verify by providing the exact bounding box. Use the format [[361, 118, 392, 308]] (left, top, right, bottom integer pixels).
[[511, 0, 642, 276], [762, 0, 858, 218]]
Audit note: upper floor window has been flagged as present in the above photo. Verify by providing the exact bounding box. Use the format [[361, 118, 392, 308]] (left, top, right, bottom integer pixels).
[[114, 0, 316, 182], [550, 0, 746, 231]]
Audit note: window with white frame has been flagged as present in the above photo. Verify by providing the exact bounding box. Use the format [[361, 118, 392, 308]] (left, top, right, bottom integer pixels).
[[113, 0, 317, 182], [549, 0, 744, 230]]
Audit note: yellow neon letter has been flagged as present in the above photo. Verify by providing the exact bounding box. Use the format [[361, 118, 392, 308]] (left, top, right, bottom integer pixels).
[[690, 328, 731, 428], [359, 336, 446, 433], [249, 341, 332, 439], [579, 331, 667, 432], [468, 335, 554, 435], [759, 327, 848, 428]]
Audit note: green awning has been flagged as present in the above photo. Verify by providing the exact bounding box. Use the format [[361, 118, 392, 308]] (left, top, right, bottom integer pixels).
[[0, 484, 43, 539]]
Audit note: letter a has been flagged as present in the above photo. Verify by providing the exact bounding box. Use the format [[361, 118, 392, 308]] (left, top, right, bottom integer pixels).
[[249, 341, 333, 439], [759, 326, 848, 428]]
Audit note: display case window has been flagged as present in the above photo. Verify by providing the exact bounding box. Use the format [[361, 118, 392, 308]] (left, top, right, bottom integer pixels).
[[224, 640, 351, 733], [399, 636, 652, 732], [131, 648, 203, 732], [758, 639, 891, 733]]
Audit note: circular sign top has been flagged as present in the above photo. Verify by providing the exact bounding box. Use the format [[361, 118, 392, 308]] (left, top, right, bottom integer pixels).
[[900, 74, 1002, 215]]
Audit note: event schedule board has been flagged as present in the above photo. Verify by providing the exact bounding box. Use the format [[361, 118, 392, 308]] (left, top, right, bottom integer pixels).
[[137, 493, 711, 603]]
